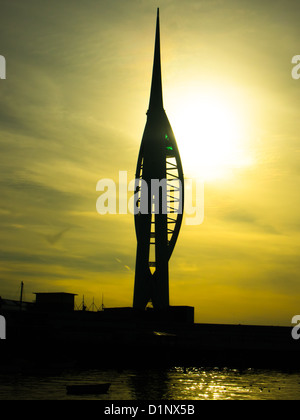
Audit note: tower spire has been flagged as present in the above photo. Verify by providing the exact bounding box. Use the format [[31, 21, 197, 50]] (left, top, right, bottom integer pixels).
[[133, 9, 184, 311], [148, 8, 163, 112]]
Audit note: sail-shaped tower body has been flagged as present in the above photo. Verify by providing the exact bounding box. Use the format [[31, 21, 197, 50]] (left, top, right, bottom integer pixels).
[[133, 9, 184, 310]]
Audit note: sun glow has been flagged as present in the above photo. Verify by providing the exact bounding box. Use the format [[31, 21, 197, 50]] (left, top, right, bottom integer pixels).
[[169, 90, 253, 181]]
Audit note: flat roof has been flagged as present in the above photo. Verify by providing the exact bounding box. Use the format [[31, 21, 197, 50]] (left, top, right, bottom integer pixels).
[[34, 292, 78, 296]]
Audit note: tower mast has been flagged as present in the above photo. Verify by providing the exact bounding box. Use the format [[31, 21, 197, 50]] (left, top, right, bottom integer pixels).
[[133, 9, 184, 311]]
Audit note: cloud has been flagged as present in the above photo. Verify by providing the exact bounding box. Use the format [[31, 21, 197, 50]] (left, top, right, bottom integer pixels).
[[0, 0, 299, 325], [42, 227, 71, 245], [222, 208, 281, 235]]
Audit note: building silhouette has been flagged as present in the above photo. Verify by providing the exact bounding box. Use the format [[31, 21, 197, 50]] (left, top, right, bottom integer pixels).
[[133, 9, 184, 310]]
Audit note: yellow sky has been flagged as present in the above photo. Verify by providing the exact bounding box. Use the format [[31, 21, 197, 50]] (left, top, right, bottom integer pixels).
[[0, 0, 300, 325]]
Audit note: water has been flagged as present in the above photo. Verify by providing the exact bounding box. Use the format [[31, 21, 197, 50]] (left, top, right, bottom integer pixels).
[[0, 367, 300, 400]]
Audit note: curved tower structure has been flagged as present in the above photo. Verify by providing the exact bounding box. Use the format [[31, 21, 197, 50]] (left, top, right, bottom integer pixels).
[[133, 9, 184, 310]]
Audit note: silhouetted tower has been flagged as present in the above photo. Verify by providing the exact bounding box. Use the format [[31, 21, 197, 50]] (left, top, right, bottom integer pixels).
[[133, 9, 184, 310]]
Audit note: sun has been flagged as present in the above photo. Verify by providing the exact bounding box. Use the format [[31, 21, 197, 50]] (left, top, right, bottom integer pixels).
[[168, 89, 253, 181]]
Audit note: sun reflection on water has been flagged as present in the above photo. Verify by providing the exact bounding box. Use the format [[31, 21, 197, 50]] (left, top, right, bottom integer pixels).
[[160, 367, 300, 400]]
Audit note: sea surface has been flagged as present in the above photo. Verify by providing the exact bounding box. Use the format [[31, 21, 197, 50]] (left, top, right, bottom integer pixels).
[[0, 366, 300, 400]]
